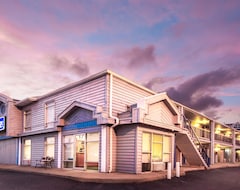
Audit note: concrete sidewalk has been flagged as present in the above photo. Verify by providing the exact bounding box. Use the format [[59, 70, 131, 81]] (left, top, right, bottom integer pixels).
[[0, 163, 239, 183]]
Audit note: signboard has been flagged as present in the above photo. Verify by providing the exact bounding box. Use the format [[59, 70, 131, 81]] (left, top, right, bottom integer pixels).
[[0, 117, 5, 131]]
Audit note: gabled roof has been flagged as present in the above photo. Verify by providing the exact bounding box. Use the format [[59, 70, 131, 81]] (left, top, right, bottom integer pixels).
[[0, 93, 14, 102], [15, 97, 39, 107], [138, 92, 179, 115], [58, 101, 98, 119], [15, 69, 156, 107]]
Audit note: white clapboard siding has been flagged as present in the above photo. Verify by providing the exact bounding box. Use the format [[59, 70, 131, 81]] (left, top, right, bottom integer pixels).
[[135, 126, 143, 173], [111, 128, 117, 172], [23, 133, 58, 167], [0, 138, 17, 164], [111, 75, 154, 116], [28, 75, 107, 132], [145, 101, 174, 125], [116, 125, 137, 173]]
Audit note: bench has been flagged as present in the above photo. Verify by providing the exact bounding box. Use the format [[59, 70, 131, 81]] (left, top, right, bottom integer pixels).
[[35, 156, 54, 168]]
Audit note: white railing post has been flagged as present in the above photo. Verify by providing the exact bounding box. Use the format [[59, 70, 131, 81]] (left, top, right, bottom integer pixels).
[[176, 162, 180, 177], [167, 162, 172, 179]]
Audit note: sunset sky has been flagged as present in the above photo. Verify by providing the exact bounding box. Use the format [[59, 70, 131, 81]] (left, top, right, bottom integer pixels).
[[0, 0, 240, 123]]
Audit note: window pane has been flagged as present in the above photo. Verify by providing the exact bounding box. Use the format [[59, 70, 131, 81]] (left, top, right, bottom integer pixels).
[[45, 137, 55, 158], [153, 134, 162, 142], [142, 133, 151, 152], [87, 133, 99, 142], [48, 106, 55, 122], [163, 136, 171, 162], [163, 136, 171, 153], [64, 135, 74, 143], [25, 139, 31, 146], [46, 137, 55, 144], [76, 134, 85, 141], [46, 102, 55, 128], [24, 111, 31, 129], [46, 145, 54, 157], [64, 143, 74, 160], [152, 143, 162, 162], [23, 139, 31, 160], [86, 142, 99, 162]]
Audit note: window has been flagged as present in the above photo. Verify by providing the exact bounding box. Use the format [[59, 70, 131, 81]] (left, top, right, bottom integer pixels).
[[142, 133, 151, 153], [23, 139, 31, 160], [45, 101, 55, 128], [45, 137, 55, 158], [63, 135, 74, 168], [24, 111, 31, 131], [152, 134, 163, 162], [142, 132, 172, 172], [163, 136, 171, 162], [64, 136, 74, 160], [86, 133, 99, 162], [86, 133, 99, 170], [142, 132, 151, 172], [0, 101, 6, 115]]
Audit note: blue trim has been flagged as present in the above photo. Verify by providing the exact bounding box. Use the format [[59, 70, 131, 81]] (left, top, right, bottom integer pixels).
[[63, 119, 97, 131], [0, 136, 13, 140]]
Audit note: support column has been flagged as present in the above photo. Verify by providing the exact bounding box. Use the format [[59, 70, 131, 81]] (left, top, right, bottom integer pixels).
[[176, 162, 180, 177], [101, 126, 107, 172], [180, 106, 184, 129], [210, 121, 215, 165], [18, 137, 22, 165], [57, 131, 62, 168], [167, 162, 172, 179], [232, 129, 236, 163]]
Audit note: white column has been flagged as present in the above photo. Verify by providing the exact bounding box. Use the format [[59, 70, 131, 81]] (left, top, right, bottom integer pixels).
[[18, 137, 21, 165], [101, 126, 107, 172], [167, 162, 172, 179], [232, 129, 236, 163], [180, 106, 184, 129], [57, 131, 62, 168], [210, 121, 215, 165], [176, 162, 180, 177]]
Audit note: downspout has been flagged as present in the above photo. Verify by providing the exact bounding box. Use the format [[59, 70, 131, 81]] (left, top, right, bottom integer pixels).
[[108, 73, 119, 173]]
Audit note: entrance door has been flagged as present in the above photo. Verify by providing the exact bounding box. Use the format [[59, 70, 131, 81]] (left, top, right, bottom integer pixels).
[[75, 134, 85, 168]]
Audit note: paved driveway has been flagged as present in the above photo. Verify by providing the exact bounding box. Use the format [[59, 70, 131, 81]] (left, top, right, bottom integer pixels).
[[0, 167, 239, 190]]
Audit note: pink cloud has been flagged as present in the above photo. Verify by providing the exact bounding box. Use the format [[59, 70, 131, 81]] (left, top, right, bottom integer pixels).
[[218, 105, 240, 123]]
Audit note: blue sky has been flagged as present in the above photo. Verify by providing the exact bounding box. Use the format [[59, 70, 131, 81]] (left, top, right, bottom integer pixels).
[[0, 0, 240, 123]]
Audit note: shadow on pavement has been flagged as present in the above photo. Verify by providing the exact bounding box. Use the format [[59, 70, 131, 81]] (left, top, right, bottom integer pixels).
[[0, 167, 239, 190]]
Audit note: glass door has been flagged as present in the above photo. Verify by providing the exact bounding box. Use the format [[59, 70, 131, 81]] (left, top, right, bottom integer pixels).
[[75, 134, 85, 168]]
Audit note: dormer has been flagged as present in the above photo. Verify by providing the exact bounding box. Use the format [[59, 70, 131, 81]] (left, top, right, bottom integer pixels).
[[132, 92, 180, 131], [58, 101, 100, 126]]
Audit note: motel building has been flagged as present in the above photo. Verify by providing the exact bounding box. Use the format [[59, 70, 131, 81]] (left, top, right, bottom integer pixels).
[[0, 70, 240, 174]]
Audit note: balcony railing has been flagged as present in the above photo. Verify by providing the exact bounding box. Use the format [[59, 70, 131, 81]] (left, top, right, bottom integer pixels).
[[192, 126, 210, 139], [215, 134, 232, 144]]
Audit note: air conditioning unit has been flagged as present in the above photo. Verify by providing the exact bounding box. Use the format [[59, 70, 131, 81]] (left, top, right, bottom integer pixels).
[[152, 162, 165, 171]]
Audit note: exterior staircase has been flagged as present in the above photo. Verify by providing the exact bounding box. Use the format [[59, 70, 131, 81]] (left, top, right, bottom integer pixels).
[[176, 116, 210, 169]]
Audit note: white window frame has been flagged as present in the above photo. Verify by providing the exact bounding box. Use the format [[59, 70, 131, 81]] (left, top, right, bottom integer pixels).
[[24, 110, 32, 131], [23, 139, 31, 160], [45, 137, 55, 158], [45, 101, 55, 128]]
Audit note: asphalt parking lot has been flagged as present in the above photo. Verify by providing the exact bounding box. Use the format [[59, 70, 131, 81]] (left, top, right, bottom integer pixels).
[[0, 167, 239, 190]]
